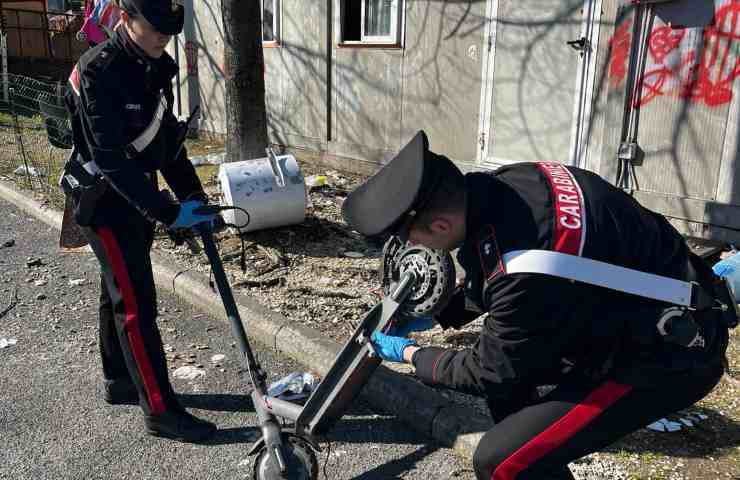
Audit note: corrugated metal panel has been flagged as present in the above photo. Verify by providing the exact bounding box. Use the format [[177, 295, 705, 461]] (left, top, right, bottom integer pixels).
[[593, 0, 740, 242], [603, 0, 738, 201]]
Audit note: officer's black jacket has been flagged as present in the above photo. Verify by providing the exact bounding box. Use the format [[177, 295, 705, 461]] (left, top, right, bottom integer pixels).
[[65, 28, 205, 225], [411, 163, 722, 421]]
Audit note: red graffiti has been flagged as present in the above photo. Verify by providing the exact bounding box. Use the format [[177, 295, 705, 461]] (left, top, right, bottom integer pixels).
[[185, 41, 199, 77], [648, 26, 686, 63], [608, 19, 633, 89], [688, 1, 740, 106], [635, 0, 740, 108]]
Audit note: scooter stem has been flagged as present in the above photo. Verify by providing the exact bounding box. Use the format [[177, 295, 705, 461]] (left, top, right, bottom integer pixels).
[[197, 223, 268, 394]]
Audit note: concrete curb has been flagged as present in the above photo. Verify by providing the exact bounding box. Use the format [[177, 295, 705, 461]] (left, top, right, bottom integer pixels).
[[0, 179, 490, 459]]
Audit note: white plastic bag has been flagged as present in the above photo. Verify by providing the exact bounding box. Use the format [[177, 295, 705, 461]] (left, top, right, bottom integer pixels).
[[268, 372, 318, 401]]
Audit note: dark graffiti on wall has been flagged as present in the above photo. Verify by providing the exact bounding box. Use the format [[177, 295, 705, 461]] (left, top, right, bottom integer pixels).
[[608, 0, 740, 108]]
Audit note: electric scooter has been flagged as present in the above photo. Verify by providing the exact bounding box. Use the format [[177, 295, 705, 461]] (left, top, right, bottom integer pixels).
[[190, 218, 456, 480]]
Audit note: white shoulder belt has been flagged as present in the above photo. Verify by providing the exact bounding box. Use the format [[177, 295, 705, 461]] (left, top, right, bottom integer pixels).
[[502, 250, 694, 307]]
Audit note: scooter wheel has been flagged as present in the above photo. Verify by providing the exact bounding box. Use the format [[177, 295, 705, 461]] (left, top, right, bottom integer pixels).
[[253, 434, 318, 480]]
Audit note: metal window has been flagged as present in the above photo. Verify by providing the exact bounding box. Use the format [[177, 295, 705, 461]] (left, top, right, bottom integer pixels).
[[262, 0, 280, 43], [340, 0, 402, 45]]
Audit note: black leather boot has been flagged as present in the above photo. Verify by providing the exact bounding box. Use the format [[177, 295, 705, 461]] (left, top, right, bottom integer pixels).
[[144, 408, 217, 442]]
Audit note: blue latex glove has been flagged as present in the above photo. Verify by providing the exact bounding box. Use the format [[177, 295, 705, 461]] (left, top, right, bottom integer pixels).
[[391, 315, 436, 337], [371, 331, 417, 363], [713, 251, 740, 296], [170, 200, 217, 229]]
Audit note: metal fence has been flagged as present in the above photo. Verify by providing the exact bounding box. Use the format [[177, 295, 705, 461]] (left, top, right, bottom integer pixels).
[[0, 73, 71, 207]]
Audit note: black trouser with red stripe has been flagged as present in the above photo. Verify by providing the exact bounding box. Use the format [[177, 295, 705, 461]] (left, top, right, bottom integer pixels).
[[84, 218, 177, 416], [474, 327, 728, 479]]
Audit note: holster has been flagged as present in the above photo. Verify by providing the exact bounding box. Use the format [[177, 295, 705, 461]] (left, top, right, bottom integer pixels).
[[59, 150, 107, 227], [656, 307, 705, 349]]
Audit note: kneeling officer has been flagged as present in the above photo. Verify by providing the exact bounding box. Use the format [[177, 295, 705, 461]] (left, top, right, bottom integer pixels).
[[61, 0, 217, 441], [342, 131, 735, 479]]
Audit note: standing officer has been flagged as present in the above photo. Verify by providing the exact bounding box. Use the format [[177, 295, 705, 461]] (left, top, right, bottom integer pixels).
[[342, 131, 734, 479], [62, 0, 217, 441]]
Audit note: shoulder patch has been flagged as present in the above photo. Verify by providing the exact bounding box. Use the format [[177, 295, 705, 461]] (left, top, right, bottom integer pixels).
[[477, 225, 505, 281]]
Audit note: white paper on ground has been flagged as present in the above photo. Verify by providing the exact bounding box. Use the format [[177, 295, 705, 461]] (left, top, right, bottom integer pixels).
[[173, 366, 206, 380]]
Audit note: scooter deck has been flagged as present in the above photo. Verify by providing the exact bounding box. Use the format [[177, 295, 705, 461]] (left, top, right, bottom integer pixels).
[[296, 302, 386, 436]]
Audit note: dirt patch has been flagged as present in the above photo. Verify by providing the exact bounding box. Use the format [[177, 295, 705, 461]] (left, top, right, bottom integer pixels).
[[155, 159, 385, 342]]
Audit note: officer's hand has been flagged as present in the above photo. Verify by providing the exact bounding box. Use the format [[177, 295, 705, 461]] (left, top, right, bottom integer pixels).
[[170, 200, 217, 229], [371, 331, 417, 363], [391, 315, 436, 337]]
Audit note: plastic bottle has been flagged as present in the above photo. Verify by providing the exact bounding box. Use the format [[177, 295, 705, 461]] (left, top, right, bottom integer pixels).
[[712, 250, 740, 297]]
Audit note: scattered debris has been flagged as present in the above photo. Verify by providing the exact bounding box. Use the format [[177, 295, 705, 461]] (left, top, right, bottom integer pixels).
[[0, 338, 18, 349], [305, 174, 327, 189], [26, 258, 43, 268], [190, 152, 225, 166], [234, 277, 284, 288], [286, 285, 360, 300], [647, 418, 683, 433], [646, 412, 709, 433], [173, 366, 206, 380], [257, 245, 288, 269], [0, 287, 19, 320], [268, 372, 319, 401], [14, 165, 41, 177]]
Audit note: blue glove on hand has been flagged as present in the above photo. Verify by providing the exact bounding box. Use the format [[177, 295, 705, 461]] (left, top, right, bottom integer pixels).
[[170, 200, 217, 229], [713, 251, 740, 296], [391, 315, 436, 337], [371, 331, 417, 363]]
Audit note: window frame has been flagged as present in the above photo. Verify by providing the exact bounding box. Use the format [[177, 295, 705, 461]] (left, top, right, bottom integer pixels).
[[338, 0, 404, 48], [261, 0, 281, 47]]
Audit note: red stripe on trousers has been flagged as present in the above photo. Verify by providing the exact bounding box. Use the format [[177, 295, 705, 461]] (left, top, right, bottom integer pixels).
[[492, 381, 632, 480], [99, 228, 166, 415]]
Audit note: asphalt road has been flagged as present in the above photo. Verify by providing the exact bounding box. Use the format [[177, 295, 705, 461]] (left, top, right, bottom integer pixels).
[[0, 199, 475, 480]]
